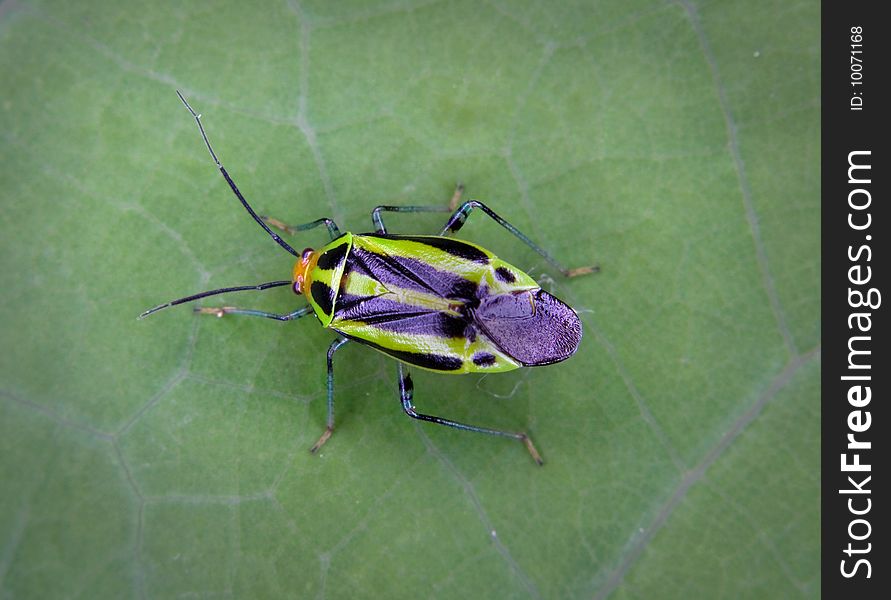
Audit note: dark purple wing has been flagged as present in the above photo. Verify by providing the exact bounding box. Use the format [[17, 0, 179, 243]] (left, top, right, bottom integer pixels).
[[474, 289, 582, 366]]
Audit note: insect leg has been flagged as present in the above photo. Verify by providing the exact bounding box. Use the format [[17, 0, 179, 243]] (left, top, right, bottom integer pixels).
[[370, 205, 451, 234], [370, 183, 463, 233], [259, 216, 342, 241], [448, 183, 465, 211], [397, 363, 544, 465], [194, 305, 314, 321], [310, 337, 351, 453], [439, 200, 599, 277]]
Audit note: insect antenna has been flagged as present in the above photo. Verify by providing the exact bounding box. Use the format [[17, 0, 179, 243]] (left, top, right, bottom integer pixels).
[[176, 90, 300, 258], [138, 280, 292, 320]]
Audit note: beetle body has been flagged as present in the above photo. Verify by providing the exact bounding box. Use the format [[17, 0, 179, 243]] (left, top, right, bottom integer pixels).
[[293, 233, 582, 374]]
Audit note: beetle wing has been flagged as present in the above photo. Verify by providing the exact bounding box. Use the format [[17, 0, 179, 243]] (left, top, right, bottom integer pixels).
[[475, 289, 582, 366]]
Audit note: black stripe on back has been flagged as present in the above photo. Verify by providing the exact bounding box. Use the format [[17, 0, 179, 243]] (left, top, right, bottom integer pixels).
[[367, 234, 490, 264], [367, 311, 468, 338], [316, 242, 349, 271], [409, 236, 490, 264], [379, 348, 464, 371], [335, 331, 464, 371], [311, 281, 334, 315]]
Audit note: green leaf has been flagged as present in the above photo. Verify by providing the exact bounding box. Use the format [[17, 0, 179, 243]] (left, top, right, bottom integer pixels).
[[1, 1, 819, 598]]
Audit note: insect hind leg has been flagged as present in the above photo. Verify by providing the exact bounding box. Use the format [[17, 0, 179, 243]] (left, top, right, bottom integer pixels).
[[396, 363, 544, 465]]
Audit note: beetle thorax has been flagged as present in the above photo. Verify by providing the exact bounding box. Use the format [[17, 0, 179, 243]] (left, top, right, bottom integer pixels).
[[292, 247, 319, 295]]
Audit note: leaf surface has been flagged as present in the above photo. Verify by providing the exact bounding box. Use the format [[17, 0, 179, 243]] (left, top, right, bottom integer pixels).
[[0, 1, 819, 598]]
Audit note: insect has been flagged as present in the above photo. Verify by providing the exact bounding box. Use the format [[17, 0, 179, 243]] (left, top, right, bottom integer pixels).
[[140, 91, 596, 464]]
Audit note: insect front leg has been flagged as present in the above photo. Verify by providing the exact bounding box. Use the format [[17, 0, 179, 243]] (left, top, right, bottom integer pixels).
[[440, 200, 599, 277], [396, 363, 544, 465], [310, 337, 351, 453], [194, 305, 314, 321], [259, 216, 342, 241]]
